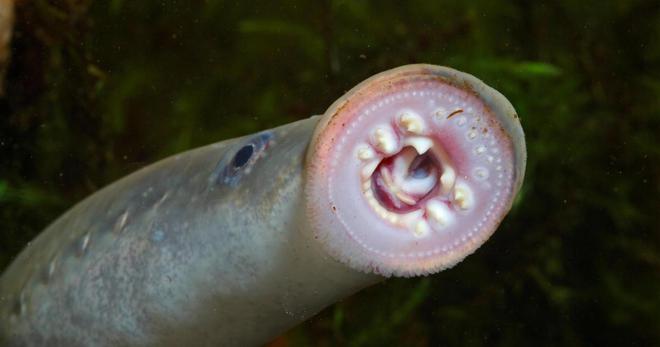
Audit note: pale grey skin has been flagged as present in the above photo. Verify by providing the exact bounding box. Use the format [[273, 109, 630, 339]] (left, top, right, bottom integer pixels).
[[0, 116, 380, 346]]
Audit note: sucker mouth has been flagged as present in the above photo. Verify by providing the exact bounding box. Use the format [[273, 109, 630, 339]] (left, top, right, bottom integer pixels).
[[357, 112, 474, 238], [305, 64, 524, 276]]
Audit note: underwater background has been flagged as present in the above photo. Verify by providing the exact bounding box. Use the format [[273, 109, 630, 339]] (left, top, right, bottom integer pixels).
[[0, 1, 658, 346]]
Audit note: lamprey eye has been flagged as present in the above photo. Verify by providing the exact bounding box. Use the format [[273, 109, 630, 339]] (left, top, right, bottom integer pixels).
[[211, 132, 273, 187], [232, 144, 254, 168]]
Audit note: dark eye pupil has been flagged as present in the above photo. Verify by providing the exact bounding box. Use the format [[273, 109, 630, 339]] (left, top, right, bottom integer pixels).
[[233, 145, 254, 168]]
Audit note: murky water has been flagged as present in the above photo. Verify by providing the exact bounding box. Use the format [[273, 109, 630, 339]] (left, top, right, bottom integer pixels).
[[1, 2, 658, 346]]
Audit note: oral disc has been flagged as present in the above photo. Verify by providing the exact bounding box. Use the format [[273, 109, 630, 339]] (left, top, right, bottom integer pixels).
[[306, 64, 524, 277]]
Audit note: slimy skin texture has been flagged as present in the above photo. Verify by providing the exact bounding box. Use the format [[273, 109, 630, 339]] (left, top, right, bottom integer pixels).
[[0, 64, 525, 346]]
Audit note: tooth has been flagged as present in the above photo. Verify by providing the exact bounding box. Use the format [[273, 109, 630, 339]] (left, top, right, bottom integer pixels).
[[365, 189, 405, 227], [393, 210, 426, 229], [401, 210, 424, 227], [357, 145, 375, 161], [440, 167, 456, 194], [454, 190, 466, 206], [453, 182, 473, 210], [391, 154, 411, 183], [426, 200, 453, 227], [361, 160, 380, 180], [404, 136, 433, 154], [362, 180, 371, 192], [387, 213, 398, 224], [413, 220, 431, 237], [381, 167, 396, 187], [399, 112, 424, 134], [394, 191, 417, 205], [372, 127, 398, 155]]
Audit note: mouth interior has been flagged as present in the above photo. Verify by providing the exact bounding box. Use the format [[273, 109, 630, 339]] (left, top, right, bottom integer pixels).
[[372, 146, 441, 213]]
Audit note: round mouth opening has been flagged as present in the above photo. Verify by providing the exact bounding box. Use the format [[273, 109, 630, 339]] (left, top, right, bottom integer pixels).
[[305, 65, 523, 276], [371, 146, 441, 214]]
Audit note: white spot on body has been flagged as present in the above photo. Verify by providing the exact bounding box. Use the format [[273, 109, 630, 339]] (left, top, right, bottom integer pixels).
[[78, 232, 90, 255], [115, 210, 129, 233], [46, 258, 57, 280]]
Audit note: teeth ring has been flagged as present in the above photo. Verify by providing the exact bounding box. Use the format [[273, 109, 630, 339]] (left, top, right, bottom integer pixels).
[[357, 105, 482, 238]]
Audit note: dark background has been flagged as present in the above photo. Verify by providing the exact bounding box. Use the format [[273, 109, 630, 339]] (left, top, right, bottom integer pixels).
[[1, 1, 659, 346]]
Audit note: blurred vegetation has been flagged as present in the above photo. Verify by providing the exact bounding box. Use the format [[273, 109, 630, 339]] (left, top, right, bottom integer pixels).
[[1, 1, 659, 346]]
